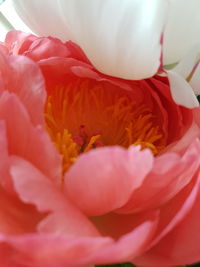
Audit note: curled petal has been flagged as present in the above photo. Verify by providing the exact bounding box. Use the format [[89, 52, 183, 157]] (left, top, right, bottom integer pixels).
[[166, 70, 199, 108], [10, 157, 100, 238], [134, 172, 200, 267], [0, 92, 61, 183], [0, 51, 46, 126], [65, 146, 153, 216]]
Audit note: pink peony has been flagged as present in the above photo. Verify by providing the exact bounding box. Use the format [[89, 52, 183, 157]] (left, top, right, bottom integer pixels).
[[0, 30, 200, 267]]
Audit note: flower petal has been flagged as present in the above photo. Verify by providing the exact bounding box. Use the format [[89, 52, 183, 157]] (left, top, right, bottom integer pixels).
[[11, 0, 168, 79], [0, 91, 61, 183], [90, 211, 159, 265], [0, 51, 46, 126], [65, 146, 153, 216], [0, 233, 112, 266], [116, 139, 200, 214], [166, 70, 199, 108], [10, 156, 100, 238], [163, 0, 200, 65], [10, 0, 69, 41], [134, 172, 200, 267], [190, 61, 200, 95]]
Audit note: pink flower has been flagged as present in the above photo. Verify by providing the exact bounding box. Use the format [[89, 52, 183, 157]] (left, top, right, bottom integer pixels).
[[0, 30, 200, 267]]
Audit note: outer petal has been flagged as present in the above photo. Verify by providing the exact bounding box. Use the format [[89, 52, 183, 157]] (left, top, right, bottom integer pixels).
[[134, 172, 200, 267], [116, 139, 200, 214], [10, 156, 100, 238], [166, 70, 199, 108], [0, 91, 61, 184], [165, 46, 200, 97], [0, 0, 31, 34], [0, 233, 112, 267], [190, 61, 200, 95], [11, 0, 168, 79], [65, 146, 153, 216], [163, 0, 200, 65], [0, 51, 46, 126], [9, 0, 69, 41]]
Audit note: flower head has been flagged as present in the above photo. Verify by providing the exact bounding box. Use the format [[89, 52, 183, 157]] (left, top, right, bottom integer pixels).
[[0, 31, 200, 267]]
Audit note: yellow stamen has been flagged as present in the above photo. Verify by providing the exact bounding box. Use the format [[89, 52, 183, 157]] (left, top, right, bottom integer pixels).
[[84, 134, 101, 152], [44, 79, 165, 173]]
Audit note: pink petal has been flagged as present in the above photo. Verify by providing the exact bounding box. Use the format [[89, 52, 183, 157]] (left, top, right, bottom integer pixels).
[[116, 139, 200, 214], [65, 146, 153, 216], [10, 156, 100, 238], [0, 51, 46, 125], [0, 233, 112, 266], [0, 91, 61, 183], [0, 121, 12, 192], [5, 30, 37, 55], [134, 172, 200, 267], [0, 185, 42, 236], [21, 36, 70, 61], [89, 210, 159, 265]]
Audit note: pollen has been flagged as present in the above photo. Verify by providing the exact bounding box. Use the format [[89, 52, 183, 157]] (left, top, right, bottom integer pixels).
[[44, 78, 165, 172]]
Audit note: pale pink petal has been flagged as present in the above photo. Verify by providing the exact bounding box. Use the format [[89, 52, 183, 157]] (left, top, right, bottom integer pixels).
[[65, 146, 153, 216], [0, 51, 46, 125]]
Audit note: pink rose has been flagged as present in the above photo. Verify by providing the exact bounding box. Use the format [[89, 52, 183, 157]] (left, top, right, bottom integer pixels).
[[0, 31, 200, 267]]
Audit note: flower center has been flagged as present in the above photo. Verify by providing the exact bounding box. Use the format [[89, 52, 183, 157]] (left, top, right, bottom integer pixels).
[[45, 79, 164, 172]]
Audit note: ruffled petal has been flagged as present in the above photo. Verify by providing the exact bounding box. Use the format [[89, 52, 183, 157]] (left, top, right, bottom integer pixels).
[[11, 0, 168, 79], [10, 156, 100, 238], [134, 172, 200, 267], [65, 146, 153, 216], [116, 139, 200, 214], [0, 51, 46, 126], [0, 91, 61, 183]]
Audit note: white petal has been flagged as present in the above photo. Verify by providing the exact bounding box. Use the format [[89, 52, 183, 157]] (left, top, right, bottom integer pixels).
[[163, 0, 200, 65], [167, 70, 199, 108], [11, 0, 168, 80], [58, 0, 168, 80], [0, 13, 13, 41], [165, 46, 200, 96], [190, 62, 200, 95], [0, 0, 32, 34], [168, 46, 200, 79], [10, 0, 70, 41]]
